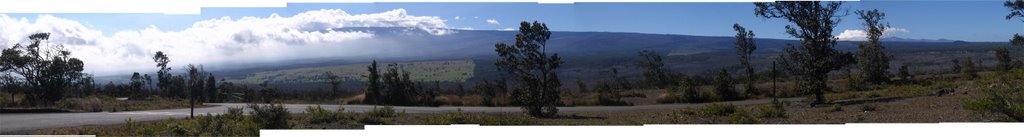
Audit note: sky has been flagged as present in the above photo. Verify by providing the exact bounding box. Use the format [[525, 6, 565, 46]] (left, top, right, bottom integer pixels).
[[0, 1, 1021, 76]]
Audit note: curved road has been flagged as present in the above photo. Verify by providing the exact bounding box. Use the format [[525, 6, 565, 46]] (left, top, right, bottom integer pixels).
[[0, 97, 800, 133]]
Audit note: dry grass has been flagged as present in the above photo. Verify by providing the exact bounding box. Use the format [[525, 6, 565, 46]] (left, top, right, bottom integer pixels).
[[27, 92, 1005, 136], [434, 95, 483, 106], [336, 94, 365, 105]]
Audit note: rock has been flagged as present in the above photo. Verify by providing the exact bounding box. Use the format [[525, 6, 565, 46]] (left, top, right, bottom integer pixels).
[[933, 88, 954, 96]]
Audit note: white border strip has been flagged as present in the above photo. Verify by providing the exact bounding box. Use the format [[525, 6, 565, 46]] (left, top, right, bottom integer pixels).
[[261, 123, 1024, 137]]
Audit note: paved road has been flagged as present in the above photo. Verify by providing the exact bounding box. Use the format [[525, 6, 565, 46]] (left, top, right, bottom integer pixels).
[[0, 97, 801, 133]]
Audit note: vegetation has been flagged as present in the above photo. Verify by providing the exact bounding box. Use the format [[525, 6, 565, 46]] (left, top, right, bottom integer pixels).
[[662, 75, 705, 103], [494, 21, 564, 117], [636, 50, 674, 89], [996, 47, 1013, 72], [712, 69, 742, 101], [755, 103, 786, 118], [898, 64, 913, 82], [855, 9, 893, 86], [594, 82, 630, 106], [963, 67, 1024, 122], [48, 108, 259, 136], [0, 33, 88, 104], [962, 58, 979, 79], [324, 71, 343, 98], [698, 103, 737, 116], [756, 1, 855, 105], [1006, 0, 1024, 47], [248, 103, 291, 129], [419, 109, 533, 125], [732, 24, 759, 96], [365, 60, 383, 105], [828, 104, 844, 112]]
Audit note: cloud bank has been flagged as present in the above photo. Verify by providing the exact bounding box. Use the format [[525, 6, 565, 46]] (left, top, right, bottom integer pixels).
[[0, 8, 451, 76], [836, 28, 910, 41]]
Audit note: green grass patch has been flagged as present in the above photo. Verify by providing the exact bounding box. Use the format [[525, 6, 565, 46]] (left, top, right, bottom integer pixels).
[[225, 60, 474, 84]]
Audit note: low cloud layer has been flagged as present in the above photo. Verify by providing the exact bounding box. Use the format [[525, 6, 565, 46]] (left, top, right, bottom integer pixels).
[[0, 8, 451, 76], [836, 28, 910, 41]]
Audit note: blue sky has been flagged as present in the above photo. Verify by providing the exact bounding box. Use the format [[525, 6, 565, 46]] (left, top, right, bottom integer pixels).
[[3, 1, 1020, 41]]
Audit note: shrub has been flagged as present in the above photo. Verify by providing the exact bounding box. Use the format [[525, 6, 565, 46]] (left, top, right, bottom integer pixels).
[[305, 105, 344, 124], [657, 75, 709, 104], [727, 111, 760, 124], [248, 103, 291, 129], [963, 86, 1024, 122], [360, 106, 399, 125], [755, 104, 786, 118], [55, 96, 104, 112], [421, 109, 533, 125], [0, 92, 9, 108], [369, 106, 398, 118], [860, 104, 878, 112], [206, 109, 259, 136], [698, 103, 737, 116], [594, 82, 630, 106], [165, 123, 191, 136], [828, 104, 843, 112], [712, 69, 742, 101], [225, 107, 244, 120]]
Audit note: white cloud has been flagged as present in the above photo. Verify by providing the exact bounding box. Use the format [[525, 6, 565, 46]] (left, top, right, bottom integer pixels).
[[836, 28, 910, 41], [486, 19, 500, 25], [500, 28, 516, 31], [454, 16, 461, 20], [0, 8, 451, 76], [457, 27, 474, 30]]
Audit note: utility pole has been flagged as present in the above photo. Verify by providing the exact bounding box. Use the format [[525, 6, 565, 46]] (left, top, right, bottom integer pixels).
[[190, 83, 195, 119]]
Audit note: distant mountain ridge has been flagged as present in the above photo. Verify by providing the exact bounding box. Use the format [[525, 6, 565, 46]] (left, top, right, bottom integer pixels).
[[95, 27, 1004, 88]]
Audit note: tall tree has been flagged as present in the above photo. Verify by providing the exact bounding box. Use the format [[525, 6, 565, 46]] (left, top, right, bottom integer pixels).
[[0, 33, 87, 103], [143, 74, 152, 94], [153, 51, 171, 97], [855, 9, 893, 84], [636, 50, 672, 88], [363, 60, 382, 105], [381, 63, 418, 106], [732, 24, 758, 95], [494, 21, 564, 117], [130, 72, 145, 96], [206, 74, 218, 103], [323, 71, 342, 98], [755, 1, 854, 105]]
